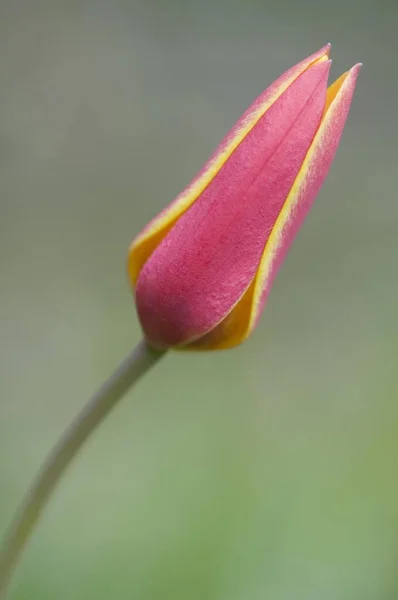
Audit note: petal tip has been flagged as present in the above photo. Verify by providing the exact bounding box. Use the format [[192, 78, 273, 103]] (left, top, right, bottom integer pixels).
[[347, 62, 363, 83], [323, 42, 332, 56]]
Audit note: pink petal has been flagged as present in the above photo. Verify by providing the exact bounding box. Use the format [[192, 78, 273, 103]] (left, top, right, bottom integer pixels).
[[136, 60, 331, 347]]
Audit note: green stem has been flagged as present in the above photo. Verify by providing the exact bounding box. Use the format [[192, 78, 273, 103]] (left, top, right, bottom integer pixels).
[[0, 340, 165, 598]]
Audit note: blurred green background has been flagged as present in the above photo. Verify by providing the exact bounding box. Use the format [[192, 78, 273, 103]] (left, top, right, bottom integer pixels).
[[1, 0, 397, 598]]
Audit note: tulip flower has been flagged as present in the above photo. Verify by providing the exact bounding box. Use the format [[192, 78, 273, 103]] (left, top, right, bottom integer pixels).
[[128, 44, 361, 350], [0, 46, 363, 598]]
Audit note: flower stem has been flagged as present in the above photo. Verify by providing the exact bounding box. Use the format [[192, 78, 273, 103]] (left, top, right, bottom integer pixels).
[[0, 340, 165, 598]]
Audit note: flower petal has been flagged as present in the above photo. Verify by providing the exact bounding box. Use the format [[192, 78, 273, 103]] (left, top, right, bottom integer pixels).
[[135, 61, 331, 348], [128, 44, 331, 287], [190, 63, 361, 350]]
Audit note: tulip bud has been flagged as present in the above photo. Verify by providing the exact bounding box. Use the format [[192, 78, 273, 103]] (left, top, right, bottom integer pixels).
[[128, 44, 361, 350]]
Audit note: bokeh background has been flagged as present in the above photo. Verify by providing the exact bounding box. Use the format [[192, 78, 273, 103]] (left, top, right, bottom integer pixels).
[[1, 0, 397, 598]]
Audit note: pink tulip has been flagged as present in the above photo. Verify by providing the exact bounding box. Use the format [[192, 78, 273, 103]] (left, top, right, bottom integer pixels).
[[128, 44, 361, 350]]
